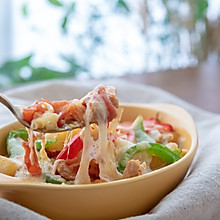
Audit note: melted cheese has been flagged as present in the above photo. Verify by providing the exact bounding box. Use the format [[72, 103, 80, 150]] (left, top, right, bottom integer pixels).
[[39, 138, 49, 161], [74, 95, 122, 184], [29, 129, 35, 165], [97, 119, 121, 181], [31, 112, 59, 131], [74, 102, 95, 184]]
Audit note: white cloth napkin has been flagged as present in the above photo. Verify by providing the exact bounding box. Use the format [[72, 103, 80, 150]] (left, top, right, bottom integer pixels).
[[1, 78, 220, 220]]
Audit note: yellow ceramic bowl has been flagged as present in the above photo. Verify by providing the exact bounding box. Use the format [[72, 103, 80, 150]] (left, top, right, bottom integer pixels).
[[0, 104, 198, 220]]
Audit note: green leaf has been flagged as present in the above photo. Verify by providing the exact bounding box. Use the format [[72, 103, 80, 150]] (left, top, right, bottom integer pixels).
[[61, 3, 76, 34], [0, 55, 33, 86], [47, 0, 63, 7], [61, 55, 88, 73], [116, 0, 130, 13], [0, 55, 32, 74], [61, 16, 68, 33], [69, 2, 76, 11], [30, 67, 73, 81], [196, 0, 208, 20], [22, 4, 28, 17], [0, 52, 87, 89]]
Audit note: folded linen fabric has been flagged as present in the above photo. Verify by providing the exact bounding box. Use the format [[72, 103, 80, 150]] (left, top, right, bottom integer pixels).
[[1, 79, 220, 220]]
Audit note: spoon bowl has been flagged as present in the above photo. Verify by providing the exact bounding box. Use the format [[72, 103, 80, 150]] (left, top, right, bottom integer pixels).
[[0, 93, 82, 133]]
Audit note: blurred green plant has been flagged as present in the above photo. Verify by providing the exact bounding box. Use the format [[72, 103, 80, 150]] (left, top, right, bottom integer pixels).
[[0, 0, 211, 89], [142, 0, 209, 68], [0, 0, 130, 89], [0, 54, 87, 89]]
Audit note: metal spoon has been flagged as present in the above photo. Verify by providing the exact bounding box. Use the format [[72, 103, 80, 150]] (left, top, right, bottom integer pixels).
[[0, 93, 83, 133]]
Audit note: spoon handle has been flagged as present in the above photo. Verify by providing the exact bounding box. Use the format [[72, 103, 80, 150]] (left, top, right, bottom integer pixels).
[[0, 93, 28, 128], [0, 93, 16, 115]]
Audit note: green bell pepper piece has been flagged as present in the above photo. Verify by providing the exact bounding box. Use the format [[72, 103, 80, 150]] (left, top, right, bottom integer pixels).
[[45, 174, 66, 184], [45, 174, 74, 185], [147, 143, 181, 164], [7, 129, 28, 158], [35, 139, 57, 151], [8, 128, 28, 141], [117, 141, 181, 174], [132, 115, 155, 143], [117, 141, 151, 173]]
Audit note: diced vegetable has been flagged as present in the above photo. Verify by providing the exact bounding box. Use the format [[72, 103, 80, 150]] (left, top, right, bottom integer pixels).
[[22, 141, 42, 176], [143, 117, 173, 133], [45, 133, 64, 151], [117, 141, 181, 173], [117, 141, 151, 173], [35, 139, 57, 151], [45, 174, 74, 185], [35, 130, 81, 152], [147, 143, 181, 164], [41, 99, 68, 114], [7, 128, 28, 141], [7, 138, 24, 158], [45, 174, 66, 184], [56, 131, 83, 160], [23, 102, 47, 124], [0, 155, 19, 176], [7, 129, 28, 158], [116, 123, 135, 143], [132, 115, 155, 143]]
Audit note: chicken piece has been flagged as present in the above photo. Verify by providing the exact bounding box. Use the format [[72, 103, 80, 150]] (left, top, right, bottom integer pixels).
[[56, 161, 79, 181], [123, 159, 147, 179], [57, 100, 86, 127], [81, 85, 119, 123], [89, 159, 100, 182]]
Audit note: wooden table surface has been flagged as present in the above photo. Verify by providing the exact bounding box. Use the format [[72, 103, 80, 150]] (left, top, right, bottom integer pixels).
[[121, 63, 220, 114]]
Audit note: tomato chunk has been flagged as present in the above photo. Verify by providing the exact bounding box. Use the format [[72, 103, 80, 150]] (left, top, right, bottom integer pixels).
[[143, 118, 173, 133], [41, 98, 68, 114], [22, 141, 42, 176], [23, 102, 47, 124], [117, 123, 135, 143], [56, 131, 83, 160]]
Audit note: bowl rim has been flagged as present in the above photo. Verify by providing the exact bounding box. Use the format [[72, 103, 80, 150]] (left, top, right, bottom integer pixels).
[[0, 103, 198, 190]]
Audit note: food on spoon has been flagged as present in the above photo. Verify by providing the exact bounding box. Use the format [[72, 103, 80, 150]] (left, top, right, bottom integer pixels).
[[0, 85, 187, 185], [22, 85, 118, 132]]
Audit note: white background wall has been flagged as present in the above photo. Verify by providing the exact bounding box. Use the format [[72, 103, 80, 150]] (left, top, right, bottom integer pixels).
[[0, 0, 12, 64]]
